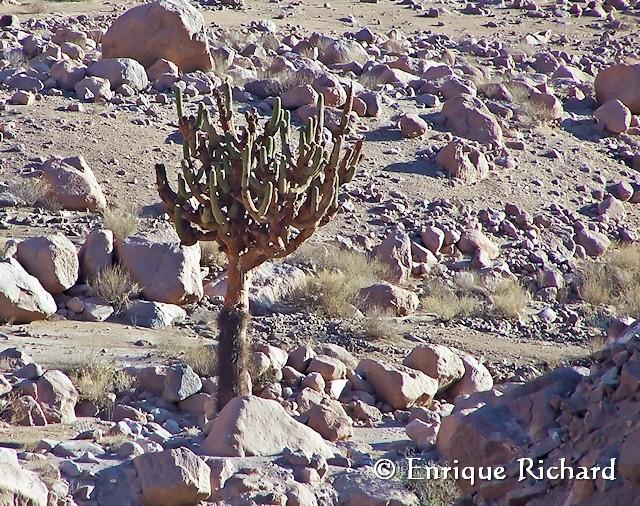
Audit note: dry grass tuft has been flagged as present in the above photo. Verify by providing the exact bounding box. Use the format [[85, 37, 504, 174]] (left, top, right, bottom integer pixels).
[[421, 281, 482, 321], [161, 340, 218, 378], [505, 81, 557, 128], [407, 463, 461, 506], [491, 279, 529, 320], [293, 244, 391, 317], [103, 204, 140, 241], [89, 264, 140, 313], [67, 357, 133, 410], [359, 308, 409, 341], [7, 178, 49, 207], [581, 244, 640, 317]]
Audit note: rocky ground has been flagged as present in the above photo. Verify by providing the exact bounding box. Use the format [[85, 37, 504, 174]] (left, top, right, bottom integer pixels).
[[0, 0, 639, 504]]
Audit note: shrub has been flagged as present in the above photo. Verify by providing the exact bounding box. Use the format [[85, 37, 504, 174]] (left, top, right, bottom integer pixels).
[[102, 204, 139, 241], [89, 264, 140, 313], [359, 308, 409, 341], [67, 357, 133, 410], [421, 281, 482, 321], [491, 279, 529, 320]]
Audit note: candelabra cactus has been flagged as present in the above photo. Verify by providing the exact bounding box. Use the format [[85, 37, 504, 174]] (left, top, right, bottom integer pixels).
[[155, 83, 363, 408]]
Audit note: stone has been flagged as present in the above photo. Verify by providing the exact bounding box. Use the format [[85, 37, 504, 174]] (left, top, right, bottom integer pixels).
[[9, 91, 34, 106], [79, 229, 114, 281], [33, 370, 79, 423], [357, 359, 438, 410], [420, 226, 445, 254], [117, 231, 203, 305], [442, 94, 503, 147], [87, 58, 148, 91], [307, 399, 353, 441], [201, 396, 335, 458], [594, 99, 631, 134], [41, 155, 107, 212], [75, 76, 113, 101], [134, 448, 211, 506], [435, 140, 490, 184], [399, 114, 428, 138], [574, 228, 610, 257], [1, 395, 47, 426], [163, 363, 202, 403], [281, 84, 319, 109], [0, 463, 48, 506], [356, 282, 419, 316], [122, 300, 186, 328], [372, 226, 412, 283], [457, 229, 500, 259], [333, 469, 420, 505], [594, 63, 640, 114], [16, 234, 79, 294], [288, 346, 316, 373], [447, 353, 494, 399], [102, 0, 213, 73], [403, 344, 465, 391], [405, 418, 439, 447], [0, 260, 56, 324], [306, 355, 347, 381]]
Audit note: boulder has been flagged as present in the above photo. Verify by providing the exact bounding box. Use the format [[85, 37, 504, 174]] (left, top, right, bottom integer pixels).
[[87, 58, 148, 91], [162, 363, 202, 403], [50, 60, 87, 91], [33, 370, 79, 423], [79, 228, 114, 281], [75, 76, 113, 101], [447, 353, 493, 399], [117, 231, 203, 305], [457, 229, 500, 259], [306, 355, 347, 381], [356, 282, 419, 316], [435, 140, 490, 184], [0, 463, 48, 506], [41, 155, 107, 212], [0, 260, 56, 324], [594, 99, 631, 134], [306, 399, 353, 441], [134, 448, 211, 506], [201, 395, 335, 458], [357, 359, 438, 410], [16, 234, 79, 294], [403, 345, 465, 391], [574, 228, 610, 257], [372, 226, 412, 283], [442, 94, 503, 147], [102, 0, 213, 73], [594, 63, 640, 114], [122, 300, 186, 328], [399, 114, 428, 138]]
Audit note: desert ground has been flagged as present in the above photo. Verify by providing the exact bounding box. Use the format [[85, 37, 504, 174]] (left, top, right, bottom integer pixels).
[[0, 0, 639, 504]]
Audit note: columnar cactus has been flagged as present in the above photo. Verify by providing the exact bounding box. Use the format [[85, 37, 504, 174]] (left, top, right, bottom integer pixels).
[[155, 83, 363, 408]]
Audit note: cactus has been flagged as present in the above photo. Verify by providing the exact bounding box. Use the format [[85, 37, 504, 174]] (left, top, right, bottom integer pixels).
[[155, 83, 363, 409]]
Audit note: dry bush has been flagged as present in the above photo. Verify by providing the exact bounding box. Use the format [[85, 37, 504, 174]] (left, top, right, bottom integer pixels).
[[581, 244, 640, 317], [359, 308, 409, 341], [212, 52, 231, 81], [103, 203, 139, 240], [161, 340, 218, 378], [67, 357, 133, 410], [89, 264, 140, 313], [359, 71, 387, 90], [491, 279, 529, 320], [505, 81, 557, 128], [7, 177, 48, 207], [293, 243, 391, 317], [265, 68, 316, 91], [200, 242, 227, 269], [421, 281, 482, 321], [407, 463, 461, 506]]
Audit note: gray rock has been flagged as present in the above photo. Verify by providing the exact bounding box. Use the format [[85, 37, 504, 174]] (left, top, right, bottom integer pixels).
[[122, 300, 186, 328]]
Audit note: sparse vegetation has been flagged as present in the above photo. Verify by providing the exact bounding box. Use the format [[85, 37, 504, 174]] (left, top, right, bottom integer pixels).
[[294, 244, 391, 317], [581, 244, 640, 317], [89, 264, 140, 313], [491, 279, 529, 320], [67, 357, 133, 410], [102, 203, 140, 241], [161, 340, 218, 378], [406, 464, 461, 506], [8, 178, 49, 207], [421, 281, 483, 321], [359, 308, 409, 341], [505, 80, 557, 128]]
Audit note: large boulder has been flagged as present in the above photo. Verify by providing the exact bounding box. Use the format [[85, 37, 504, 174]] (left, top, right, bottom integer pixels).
[[457, 229, 500, 259], [0, 463, 48, 506], [594, 63, 640, 114], [79, 228, 114, 281], [356, 282, 419, 316], [16, 234, 79, 294], [447, 353, 494, 400], [49, 60, 87, 91], [372, 226, 412, 283], [87, 58, 148, 91], [134, 448, 211, 506], [33, 370, 79, 423], [41, 155, 107, 212], [202, 395, 336, 458], [435, 140, 490, 184], [117, 231, 203, 305], [0, 260, 56, 324], [594, 99, 632, 134], [101, 0, 213, 73], [442, 94, 503, 147], [403, 344, 465, 391], [357, 359, 438, 410]]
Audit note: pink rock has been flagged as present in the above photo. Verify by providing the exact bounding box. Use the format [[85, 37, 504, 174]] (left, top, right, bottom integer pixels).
[[446, 353, 494, 400], [356, 282, 419, 316], [281, 84, 318, 110], [594, 99, 631, 134], [406, 417, 440, 447], [442, 94, 503, 147], [574, 228, 610, 257], [399, 113, 428, 139], [372, 227, 412, 283], [41, 155, 107, 212], [529, 92, 563, 120], [435, 140, 490, 183], [420, 226, 445, 254], [457, 229, 500, 259], [403, 344, 465, 391], [595, 63, 640, 113]]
